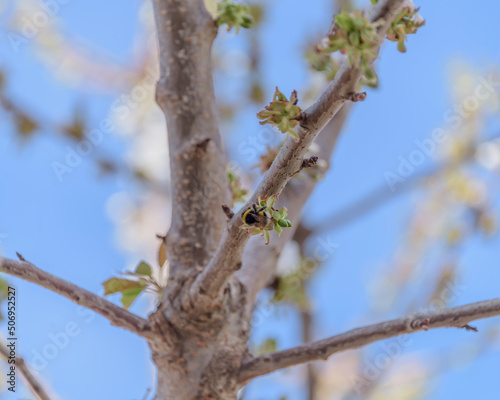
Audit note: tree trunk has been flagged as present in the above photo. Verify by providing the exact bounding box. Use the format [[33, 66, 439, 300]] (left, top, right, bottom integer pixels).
[[148, 278, 251, 399]]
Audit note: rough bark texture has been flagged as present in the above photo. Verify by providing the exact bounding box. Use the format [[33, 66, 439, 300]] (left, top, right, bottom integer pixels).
[[151, 1, 246, 398], [153, 0, 231, 276]]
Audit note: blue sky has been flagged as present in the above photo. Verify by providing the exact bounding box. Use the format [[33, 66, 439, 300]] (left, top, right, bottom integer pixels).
[[1, 0, 500, 399]]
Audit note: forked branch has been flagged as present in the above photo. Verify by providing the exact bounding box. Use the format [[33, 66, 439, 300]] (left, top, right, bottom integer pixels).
[[191, 0, 407, 305]]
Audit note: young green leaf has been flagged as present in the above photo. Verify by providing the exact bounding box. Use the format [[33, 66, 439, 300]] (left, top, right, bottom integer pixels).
[[266, 194, 278, 208], [135, 261, 152, 277], [216, 0, 254, 33], [257, 88, 302, 139], [103, 278, 144, 295], [120, 286, 145, 309], [257, 338, 278, 355]]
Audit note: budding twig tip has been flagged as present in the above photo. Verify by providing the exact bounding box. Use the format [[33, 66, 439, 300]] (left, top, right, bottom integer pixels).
[[301, 156, 319, 169], [463, 324, 478, 332], [221, 204, 235, 220], [347, 92, 367, 102]]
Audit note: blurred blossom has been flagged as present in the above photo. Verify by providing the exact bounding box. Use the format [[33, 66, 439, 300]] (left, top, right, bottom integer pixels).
[[371, 357, 429, 400], [448, 63, 484, 103], [0, 0, 9, 16], [106, 191, 170, 260], [105, 192, 135, 224], [121, 110, 170, 183], [486, 327, 500, 351], [476, 140, 500, 170], [447, 62, 499, 112], [276, 240, 301, 276], [318, 353, 359, 398], [6, 0, 150, 90]]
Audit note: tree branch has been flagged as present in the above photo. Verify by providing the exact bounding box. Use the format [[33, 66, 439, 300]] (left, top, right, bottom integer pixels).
[[236, 104, 352, 304], [238, 297, 500, 382], [0, 256, 155, 340], [192, 0, 406, 305], [152, 0, 231, 274], [0, 339, 53, 400]]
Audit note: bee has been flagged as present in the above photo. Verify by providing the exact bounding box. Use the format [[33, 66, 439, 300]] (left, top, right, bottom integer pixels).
[[241, 204, 273, 230]]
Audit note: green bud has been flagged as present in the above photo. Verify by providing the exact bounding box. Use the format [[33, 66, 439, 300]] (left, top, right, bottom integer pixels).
[[216, 0, 254, 33], [257, 87, 302, 140], [278, 219, 288, 228]]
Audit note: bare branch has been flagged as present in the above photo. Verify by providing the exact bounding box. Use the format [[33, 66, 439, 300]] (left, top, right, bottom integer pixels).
[[0, 339, 53, 400], [238, 298, 500, 382], [152, 0, 231, 273], [0, 257, 155, 340], [191, 0, 406, 304]]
